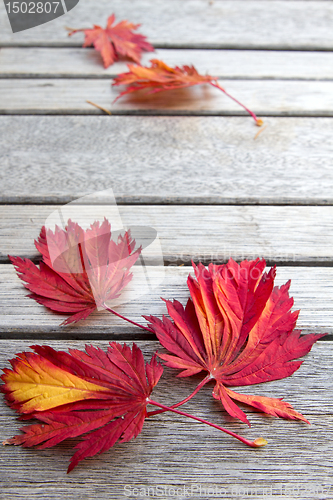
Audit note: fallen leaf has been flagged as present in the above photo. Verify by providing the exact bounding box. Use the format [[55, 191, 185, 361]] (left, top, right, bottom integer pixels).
[[2, 342, 267, 472], [145, 258, 326, 425], [68, 14, 154, 68], [9, 219, 141, 325], [1, 343, 163, 472], [113, 59, 263, 125]]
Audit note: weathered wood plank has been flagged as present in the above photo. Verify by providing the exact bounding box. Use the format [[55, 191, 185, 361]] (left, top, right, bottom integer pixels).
[[0, 340, 332, 499], [0, 265, 331, 337], [1, 1, 333, 50], [2, 47, 333, 80], [1, 205, 333, 264], [1, 116, 333, 205], [1, 78, 333, 115]]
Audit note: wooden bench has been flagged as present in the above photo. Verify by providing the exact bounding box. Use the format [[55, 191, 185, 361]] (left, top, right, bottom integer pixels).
[[0, 1, 333, 498]]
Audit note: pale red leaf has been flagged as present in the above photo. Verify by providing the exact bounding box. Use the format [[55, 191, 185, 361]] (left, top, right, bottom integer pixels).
[[9, 219, 141, 325], [68, 14, 154, 68]]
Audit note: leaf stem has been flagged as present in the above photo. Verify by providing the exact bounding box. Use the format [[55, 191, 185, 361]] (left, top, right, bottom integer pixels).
[[147, 375, 212, 417], [210, 82, 263, 126], [86, 100, 112, 115], [147, 398, 267, 448], [102, 304, 155, 333]]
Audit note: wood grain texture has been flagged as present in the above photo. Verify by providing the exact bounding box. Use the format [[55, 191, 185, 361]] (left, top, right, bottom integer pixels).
[[1, 205, 333, 264], [1, 0, 333, 50], [1, 78, 333, 115], [0, 340, 332, 500], [1, 116, 333, 205], [0, 264, 332, 337], [2, 47, 333, 80]]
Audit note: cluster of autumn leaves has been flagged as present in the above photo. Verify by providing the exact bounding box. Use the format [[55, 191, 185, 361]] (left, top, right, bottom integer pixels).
[[1, 219, 325, 472], [68, 14, 263, 125]]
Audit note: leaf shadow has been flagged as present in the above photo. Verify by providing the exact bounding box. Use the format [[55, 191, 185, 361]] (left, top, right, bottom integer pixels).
[[115, 85, 216, 110]]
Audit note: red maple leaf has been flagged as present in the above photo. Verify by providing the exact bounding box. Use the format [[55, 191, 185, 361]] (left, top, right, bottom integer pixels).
[[68, 14, 154, 68], [1, 343, 163, 472], [2, 342, 268, 472], [145, 258, 326, 425], [113, 59, 263, 125], [9, 219, 141, 325]]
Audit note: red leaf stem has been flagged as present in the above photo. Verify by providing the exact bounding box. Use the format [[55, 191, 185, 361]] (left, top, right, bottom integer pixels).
[[147, 398, 267, 448], [102, 304, 155, 334], [146, 374, 212, 417]]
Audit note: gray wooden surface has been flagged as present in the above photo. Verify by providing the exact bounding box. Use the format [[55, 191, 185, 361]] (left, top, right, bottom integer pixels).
[[1, 0, 332, 497], [1, 116, 333, 205]]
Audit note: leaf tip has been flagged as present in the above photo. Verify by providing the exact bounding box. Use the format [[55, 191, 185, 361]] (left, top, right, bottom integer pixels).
[[67, 462, 75, 474]]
